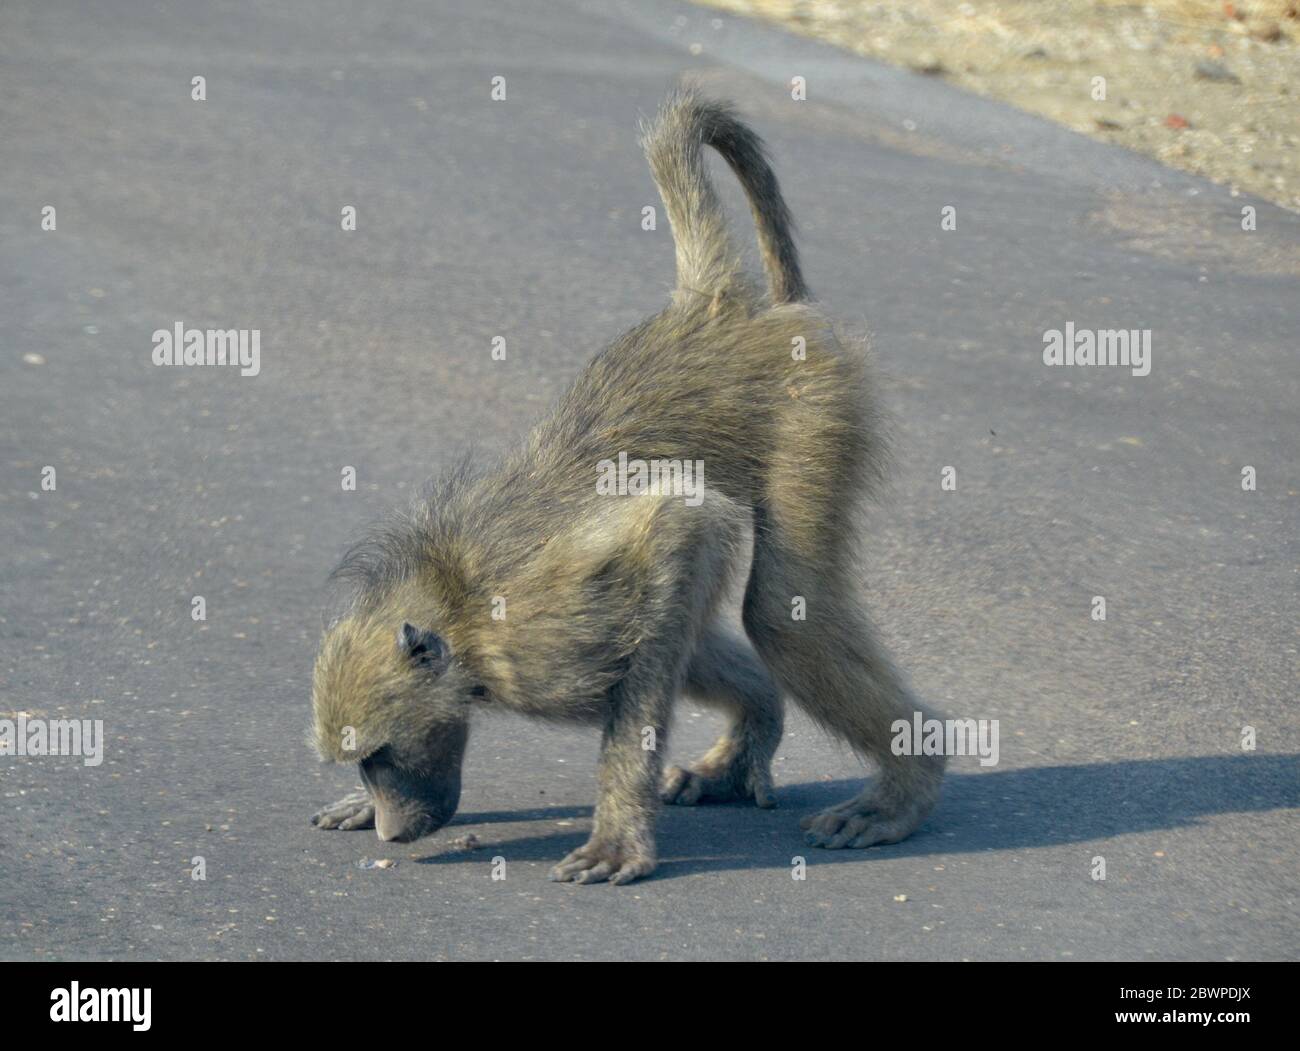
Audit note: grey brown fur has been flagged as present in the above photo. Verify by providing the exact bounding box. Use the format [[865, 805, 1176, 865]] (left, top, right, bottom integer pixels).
[[309, 90, 944, 884]]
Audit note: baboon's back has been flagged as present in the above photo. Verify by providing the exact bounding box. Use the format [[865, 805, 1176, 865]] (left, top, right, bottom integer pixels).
[[534, 297, 873, 510]]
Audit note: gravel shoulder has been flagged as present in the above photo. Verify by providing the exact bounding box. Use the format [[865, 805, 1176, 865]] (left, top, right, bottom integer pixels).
[[697, 0, 1300, 212]]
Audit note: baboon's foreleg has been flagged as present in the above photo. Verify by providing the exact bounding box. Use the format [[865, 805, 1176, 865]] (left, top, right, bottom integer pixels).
[[548, 669, 673, 886], [742, 506, 944, 849], [311, 789, 376, 831], [551, 509, 740, 885], [661, 626, 783, 808]]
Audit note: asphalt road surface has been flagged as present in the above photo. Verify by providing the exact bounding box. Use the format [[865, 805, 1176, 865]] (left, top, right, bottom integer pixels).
[[2, 0, 1297, 961]]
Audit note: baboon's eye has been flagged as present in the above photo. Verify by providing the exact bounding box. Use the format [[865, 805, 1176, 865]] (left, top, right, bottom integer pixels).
[[470, 685, 488, 698]]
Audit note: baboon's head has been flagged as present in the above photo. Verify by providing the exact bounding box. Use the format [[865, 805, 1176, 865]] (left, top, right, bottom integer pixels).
[[312, 613, 474, 842]]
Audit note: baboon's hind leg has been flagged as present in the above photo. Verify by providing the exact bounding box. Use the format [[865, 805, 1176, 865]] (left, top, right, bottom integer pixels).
[[660, 626, 783, 809], [741, 405, 945, 848]]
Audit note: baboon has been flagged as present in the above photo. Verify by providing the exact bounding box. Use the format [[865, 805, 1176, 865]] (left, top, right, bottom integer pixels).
[[309, 89, 945, 884]]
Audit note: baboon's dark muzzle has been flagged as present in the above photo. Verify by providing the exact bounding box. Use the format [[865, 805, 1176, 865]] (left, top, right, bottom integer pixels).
[[376, 805, 453, 843], [357, 730, 466, 843]]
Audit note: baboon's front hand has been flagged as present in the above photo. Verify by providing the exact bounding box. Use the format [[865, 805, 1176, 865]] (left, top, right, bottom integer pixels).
[[549, 833, 657, 886], [311, 790, 376, 831]]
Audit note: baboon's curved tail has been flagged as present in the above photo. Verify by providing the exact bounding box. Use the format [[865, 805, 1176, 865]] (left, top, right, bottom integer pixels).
[[640, 90, 808, 304]]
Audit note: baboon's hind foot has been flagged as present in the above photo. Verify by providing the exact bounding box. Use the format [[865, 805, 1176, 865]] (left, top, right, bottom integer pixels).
[[661, 738, 777, 808], [663, 627, 782, 808], [801, 759, 944, 849]]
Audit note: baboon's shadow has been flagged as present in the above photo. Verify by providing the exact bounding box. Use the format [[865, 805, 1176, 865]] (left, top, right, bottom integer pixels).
[[412, 754, 1299, 881]]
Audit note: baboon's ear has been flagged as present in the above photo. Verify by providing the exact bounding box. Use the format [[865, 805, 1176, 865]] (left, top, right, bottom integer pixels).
[[398, 622, 450, 673]]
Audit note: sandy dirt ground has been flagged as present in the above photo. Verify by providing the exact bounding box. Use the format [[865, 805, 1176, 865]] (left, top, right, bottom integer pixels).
[[696, 0, 1300, 212]]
